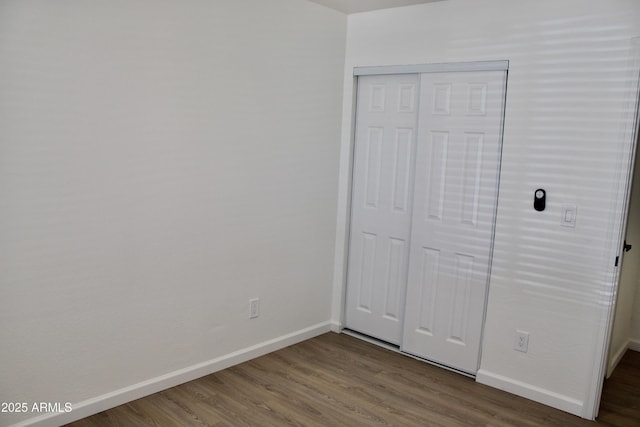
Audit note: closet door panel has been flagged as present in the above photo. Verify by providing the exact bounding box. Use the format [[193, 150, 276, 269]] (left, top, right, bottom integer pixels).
[[345, 74, 419, 345], [402, 70, 506, 373]]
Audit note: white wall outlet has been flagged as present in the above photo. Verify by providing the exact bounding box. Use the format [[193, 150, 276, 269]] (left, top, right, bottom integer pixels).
[[249, 298, 260, 319], [514, 330, 529, 353]]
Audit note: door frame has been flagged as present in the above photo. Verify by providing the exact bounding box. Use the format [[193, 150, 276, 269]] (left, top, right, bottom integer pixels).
[[587, 37, 640, 420], [334, 60, 509, 345], [353, 60, 509, 77]]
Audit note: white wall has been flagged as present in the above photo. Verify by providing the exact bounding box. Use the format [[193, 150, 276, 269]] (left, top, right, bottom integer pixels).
[[332, 0, 640, 419], [0, 1, 346, 425]]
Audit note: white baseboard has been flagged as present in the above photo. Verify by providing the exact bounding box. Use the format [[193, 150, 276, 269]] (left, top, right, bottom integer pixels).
[[330, 320, 342, 333], [11, 322, 332, 427], [629, 338, 640, 352], [476, 369, 585, 418], [606, 339, 630, 378]]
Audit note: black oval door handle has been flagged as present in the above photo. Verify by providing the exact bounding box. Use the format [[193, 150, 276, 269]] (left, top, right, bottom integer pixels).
[[624, 240, 632, 252]]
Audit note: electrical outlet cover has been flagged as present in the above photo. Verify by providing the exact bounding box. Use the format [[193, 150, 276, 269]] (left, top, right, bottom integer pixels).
[[249, 298, 260, 319], [514, 330, 529, 353]]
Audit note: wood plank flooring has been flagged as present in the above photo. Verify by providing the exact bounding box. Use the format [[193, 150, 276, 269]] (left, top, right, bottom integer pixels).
[[66, 332, 640, 427]]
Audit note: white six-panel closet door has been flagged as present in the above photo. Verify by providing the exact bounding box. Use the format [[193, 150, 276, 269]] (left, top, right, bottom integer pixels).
[[401, 70, 506, 374], [345, 74, 419, 345]]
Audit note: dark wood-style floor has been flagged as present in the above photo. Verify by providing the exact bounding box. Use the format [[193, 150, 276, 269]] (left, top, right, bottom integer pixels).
[[67, 333, 640, 426]]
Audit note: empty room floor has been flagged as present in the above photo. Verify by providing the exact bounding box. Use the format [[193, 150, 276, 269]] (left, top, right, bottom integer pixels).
[[66, 332, 640, 426]]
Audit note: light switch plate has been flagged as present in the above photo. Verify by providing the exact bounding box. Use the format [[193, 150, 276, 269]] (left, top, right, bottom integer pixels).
[[561, 205, 577, 227]]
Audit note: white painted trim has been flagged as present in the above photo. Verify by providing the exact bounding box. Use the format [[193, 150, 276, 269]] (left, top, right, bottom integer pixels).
[[354, 60, 509, 76], [330, 320, 343, 333], [606, 339, 630, 378], [586, 36, 640, 420], [476, 369, 584, 417], [9, 322, 332, 427], [629, 338, 640, 352], [330, 75, 358, 331]]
